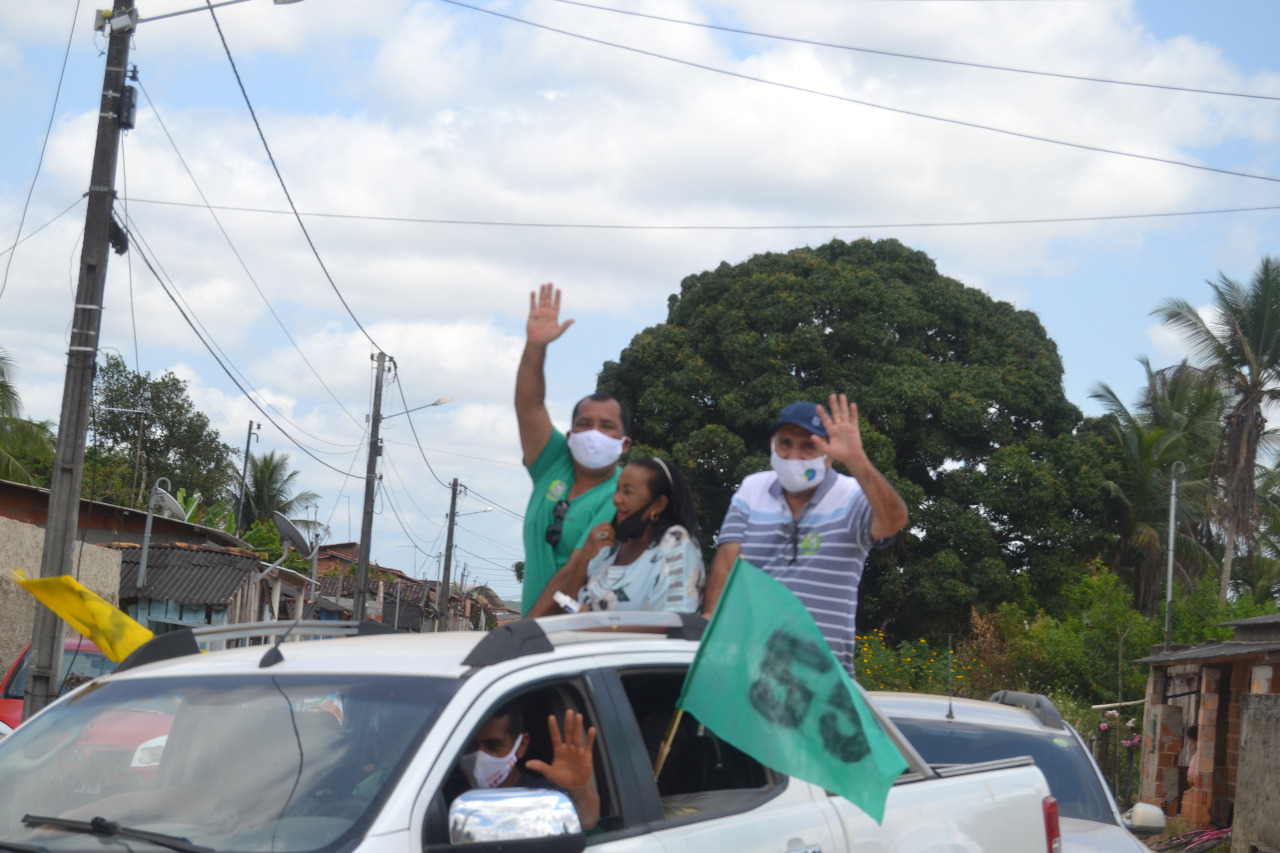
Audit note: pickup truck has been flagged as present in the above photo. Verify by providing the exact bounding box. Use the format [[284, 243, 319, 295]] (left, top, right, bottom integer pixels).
[[0, 613, 1058, 853]]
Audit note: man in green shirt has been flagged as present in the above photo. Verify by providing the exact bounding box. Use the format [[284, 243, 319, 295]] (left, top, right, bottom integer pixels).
[[517, 284, 631, 614]]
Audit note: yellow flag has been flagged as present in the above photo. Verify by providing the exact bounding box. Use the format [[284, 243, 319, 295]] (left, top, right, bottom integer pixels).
[[11, 569, 153, 662]]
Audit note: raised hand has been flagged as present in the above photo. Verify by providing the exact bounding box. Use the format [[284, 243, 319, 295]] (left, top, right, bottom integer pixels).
[[814, 392, 867, 468], [525, 709, 597, 791], [527, 283, 575, 346]]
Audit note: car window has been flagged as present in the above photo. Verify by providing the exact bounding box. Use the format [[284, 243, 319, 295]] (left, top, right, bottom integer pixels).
[[890, 718, 1116, 824], [617, 668, 778, 822], [429, 679, 623, 846], [2, 646, 114, 700]]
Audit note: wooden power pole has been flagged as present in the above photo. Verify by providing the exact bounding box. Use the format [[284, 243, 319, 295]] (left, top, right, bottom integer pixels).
[[24, 0, 135, 720], [354, 351, 387, 621]]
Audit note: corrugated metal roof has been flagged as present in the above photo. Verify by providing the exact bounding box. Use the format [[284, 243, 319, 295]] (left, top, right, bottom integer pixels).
[[1219, 613, 1280, 628], [1133, 639, 1280, 665], [117, 543, 261, 605]]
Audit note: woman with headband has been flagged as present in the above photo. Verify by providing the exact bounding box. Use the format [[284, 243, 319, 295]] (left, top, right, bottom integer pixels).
[[527, 456, 705, 614]]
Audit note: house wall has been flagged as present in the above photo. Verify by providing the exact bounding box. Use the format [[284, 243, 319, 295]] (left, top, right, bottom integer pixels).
[[0, 516, 122, 678], [1234, 693, 1280, 851]]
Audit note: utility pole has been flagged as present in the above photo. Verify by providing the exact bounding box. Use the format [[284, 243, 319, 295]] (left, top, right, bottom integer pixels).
[[436, 478, 459, 631], [234, 420, 260, 537], [24, 0, 136, 721], [354, 351, 387, 621]]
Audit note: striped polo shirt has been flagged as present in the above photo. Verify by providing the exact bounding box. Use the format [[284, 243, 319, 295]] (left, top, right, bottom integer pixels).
[[718, 470, 875, 673]]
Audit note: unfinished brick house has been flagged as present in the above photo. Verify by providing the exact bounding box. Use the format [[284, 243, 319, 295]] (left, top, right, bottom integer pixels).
[[1135, 613, 1280, 827]]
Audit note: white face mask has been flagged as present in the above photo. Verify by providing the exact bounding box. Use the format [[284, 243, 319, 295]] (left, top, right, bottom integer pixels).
[[459, 734, 523, 789], [771, 447, 827, 493], [567, 429, 624, 470]]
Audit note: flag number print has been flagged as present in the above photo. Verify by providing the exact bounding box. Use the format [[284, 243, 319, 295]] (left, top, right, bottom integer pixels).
[[748, 629, 871, 763]]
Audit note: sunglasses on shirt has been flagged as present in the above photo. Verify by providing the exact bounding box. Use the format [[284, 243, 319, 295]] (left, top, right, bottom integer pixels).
[[545, 499, 570, 546]]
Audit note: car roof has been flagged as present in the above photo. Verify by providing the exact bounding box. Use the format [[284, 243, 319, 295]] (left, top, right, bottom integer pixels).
[[105, 618, 701, 682], [869, 690, 1069, 737]]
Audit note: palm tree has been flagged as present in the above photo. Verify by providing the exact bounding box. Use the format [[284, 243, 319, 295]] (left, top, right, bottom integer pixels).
[[238, 449, 321, 531], [0, 348, 54, 485], [1154, 257, 1280, 601], [1092, 384, 1212, 613]]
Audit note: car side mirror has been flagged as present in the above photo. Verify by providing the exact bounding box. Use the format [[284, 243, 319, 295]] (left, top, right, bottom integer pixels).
[[1121, 802, 1166, 836], [446, 788, 585, 852]]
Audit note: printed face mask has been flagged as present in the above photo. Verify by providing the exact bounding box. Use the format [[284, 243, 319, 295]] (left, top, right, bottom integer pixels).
[[567, 429, 625, 470], [459, 734, 523, 789], [770, 447, 827, 493]]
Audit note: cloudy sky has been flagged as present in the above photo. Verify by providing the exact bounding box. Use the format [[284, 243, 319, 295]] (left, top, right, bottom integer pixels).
[[2, 0, 1278, 602]]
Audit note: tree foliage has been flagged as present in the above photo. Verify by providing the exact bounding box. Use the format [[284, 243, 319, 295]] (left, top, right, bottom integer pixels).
[[1153, 256, 1280, 600], [89, 354, 237, 507], [599, 238, 1110, 642], [0, 348, 54, 485], [237, 449, 320, 532]]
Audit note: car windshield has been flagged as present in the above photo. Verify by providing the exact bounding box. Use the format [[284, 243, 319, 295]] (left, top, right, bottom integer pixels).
[[891, 718, 1116, 824], [0, 673, 458, 853]]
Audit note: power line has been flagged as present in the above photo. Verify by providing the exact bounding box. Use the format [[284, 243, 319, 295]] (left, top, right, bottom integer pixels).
[[0, 196, 87, 259], [203, 0, 382, 351], [120, 216, 366, 478], [122, 212, 359, 455], [134, 78, 365, 432], [439, 0, 1280, 186], [458, 486, 525, 520], [124, 196, 1280, 231], [543, 0, 1280, 103], [0, 0, 81, 304], [390, 368, 455, 490]]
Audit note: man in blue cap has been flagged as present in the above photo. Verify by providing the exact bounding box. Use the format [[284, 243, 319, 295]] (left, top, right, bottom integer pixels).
[[702, 393, 908, 673]]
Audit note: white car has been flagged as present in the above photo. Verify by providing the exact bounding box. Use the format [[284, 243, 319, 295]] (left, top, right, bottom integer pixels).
[[0, 719, 10, 742], [0, 614, 1060, 853], [873, 690, 1166, 853]]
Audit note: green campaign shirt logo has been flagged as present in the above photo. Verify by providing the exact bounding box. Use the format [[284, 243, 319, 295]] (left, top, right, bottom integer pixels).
[[800, 533, 821, 556], [546, 480, 568, 501]]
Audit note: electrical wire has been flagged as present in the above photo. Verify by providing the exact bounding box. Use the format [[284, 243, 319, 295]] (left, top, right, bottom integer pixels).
[[382, 448, 447, 529], [121, 133, 140, 370], [0, 197, 87, 259], [439, 0, 1280, 186], [123, 196, 1280, 231], [121, 212, 359, 454], [0, 0, 81, 304], [389, 369, 455, 490], [543, 0, 1280, 103], [203, 0, 383, 352], [134, 78, 365, 431], [455, 522, 525, 558], [381, 435, 524, 468], [456, 486, 525, 520], [120, 216, 367, 478]]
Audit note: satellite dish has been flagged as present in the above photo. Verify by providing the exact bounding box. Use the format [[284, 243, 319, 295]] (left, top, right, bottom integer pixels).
[[154, 486, 185, 520], [273, 511, 317, 559]]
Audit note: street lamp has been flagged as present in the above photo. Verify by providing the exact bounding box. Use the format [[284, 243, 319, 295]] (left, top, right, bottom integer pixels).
[[137, 477, 185, 589], [382, 396, 452, 420], [1164, 460, 1187, 651]]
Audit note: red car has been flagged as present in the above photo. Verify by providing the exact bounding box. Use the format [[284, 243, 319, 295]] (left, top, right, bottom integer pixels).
[[0, 637, 115, 729]]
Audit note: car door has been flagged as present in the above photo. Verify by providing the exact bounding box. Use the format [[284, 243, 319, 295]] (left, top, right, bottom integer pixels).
[[594, 665, 847, 853]]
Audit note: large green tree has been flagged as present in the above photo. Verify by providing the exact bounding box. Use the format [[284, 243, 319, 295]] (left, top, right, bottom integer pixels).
[[599, 238, 1109, 641], [237, 449, 320, 532], [1154, 257, 1280, 601], [89, 353, 237, 507], [0, 348, 54, 485]]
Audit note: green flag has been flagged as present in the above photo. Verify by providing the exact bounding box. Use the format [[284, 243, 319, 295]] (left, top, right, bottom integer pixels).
[[677, 559, 907, 823]]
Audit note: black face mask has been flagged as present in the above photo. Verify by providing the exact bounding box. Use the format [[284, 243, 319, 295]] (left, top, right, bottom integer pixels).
[[611, 499, 656, 543]]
